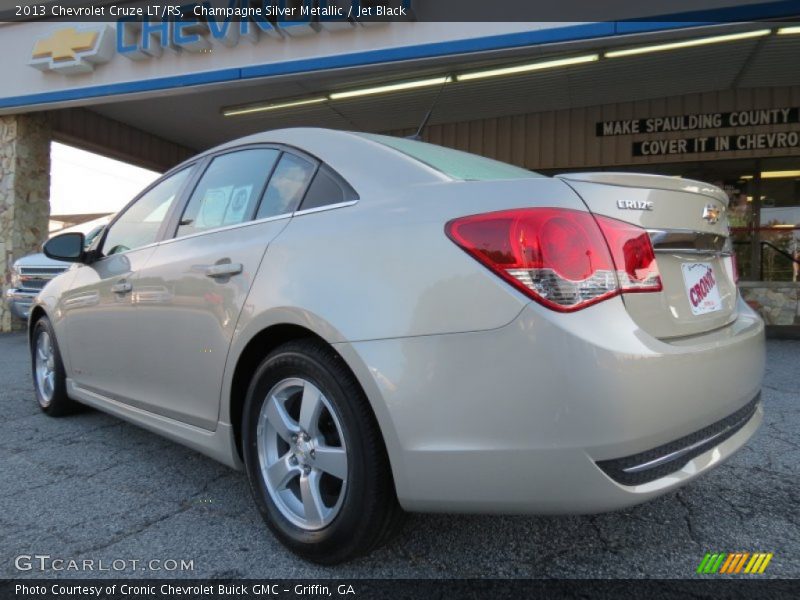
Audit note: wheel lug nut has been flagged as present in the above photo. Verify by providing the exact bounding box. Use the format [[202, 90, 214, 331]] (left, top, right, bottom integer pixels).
[[309, 450, 315, 458], [303, 466, 311, 475], [289, 456, 298, 465]]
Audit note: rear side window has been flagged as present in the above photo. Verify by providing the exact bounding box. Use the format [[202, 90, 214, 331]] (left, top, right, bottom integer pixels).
[[256, 153, 316, 219], [177, 149, 279, 237], [299, 167, 357, 211], [359, 133, 542, 181]]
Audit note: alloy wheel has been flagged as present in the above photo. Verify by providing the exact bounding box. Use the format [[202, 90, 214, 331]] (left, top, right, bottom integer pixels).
[[34, 331, 56, 407], [256, 377, 348, 530]]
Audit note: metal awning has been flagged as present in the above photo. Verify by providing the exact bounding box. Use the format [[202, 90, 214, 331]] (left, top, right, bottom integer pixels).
[[73, 23, 800, 150]]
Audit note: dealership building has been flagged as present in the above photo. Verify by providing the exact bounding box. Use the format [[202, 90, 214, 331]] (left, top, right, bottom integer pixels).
[[1, 3, 799, 333]]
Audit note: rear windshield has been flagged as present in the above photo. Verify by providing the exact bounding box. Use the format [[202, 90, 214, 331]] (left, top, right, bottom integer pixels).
[[359, 133, 543, 181]]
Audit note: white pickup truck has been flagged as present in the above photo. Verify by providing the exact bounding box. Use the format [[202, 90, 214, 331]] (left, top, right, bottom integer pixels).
[[6, 221, 107, 320]]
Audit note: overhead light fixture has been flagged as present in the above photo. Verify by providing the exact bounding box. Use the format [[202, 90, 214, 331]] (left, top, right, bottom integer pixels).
[[223, 96, 327, 117], [739, 175, 754, 180], [777, 25, 800, 35], [760, 169, 800, 179], [605, 29, 772, 58], [329, 76, 453, 100], [457, 54, 599, 82]]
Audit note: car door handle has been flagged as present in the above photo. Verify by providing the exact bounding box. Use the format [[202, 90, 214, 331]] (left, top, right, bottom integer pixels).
[[204, 263, 243, 278], [111, 282, 132, 294]]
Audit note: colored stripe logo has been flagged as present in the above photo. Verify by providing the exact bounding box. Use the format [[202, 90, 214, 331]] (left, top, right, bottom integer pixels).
[[697, 552, 773, 574]]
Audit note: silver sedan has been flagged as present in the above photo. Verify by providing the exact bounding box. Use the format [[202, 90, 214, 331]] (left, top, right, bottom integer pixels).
[[30, 128, 764, 563]]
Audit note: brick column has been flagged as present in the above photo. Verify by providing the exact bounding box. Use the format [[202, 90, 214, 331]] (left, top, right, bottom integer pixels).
[[0, 114, 51, 333]]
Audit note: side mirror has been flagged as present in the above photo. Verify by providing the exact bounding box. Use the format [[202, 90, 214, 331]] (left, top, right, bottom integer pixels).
[[43, 232, 86, 263]]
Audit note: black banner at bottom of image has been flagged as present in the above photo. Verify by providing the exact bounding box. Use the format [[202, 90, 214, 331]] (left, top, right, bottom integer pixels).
[[2, 579, 800, 600]]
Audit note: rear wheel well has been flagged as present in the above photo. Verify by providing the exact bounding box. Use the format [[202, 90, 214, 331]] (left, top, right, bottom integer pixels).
[[229, 325, 365, 461]]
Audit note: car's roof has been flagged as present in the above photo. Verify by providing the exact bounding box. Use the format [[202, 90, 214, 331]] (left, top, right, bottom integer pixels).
[[181, 128, 449, 194], [206, 127, 355, 153]]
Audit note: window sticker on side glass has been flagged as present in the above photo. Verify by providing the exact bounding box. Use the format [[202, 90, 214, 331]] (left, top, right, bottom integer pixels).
[[224, 185, 253, 224]]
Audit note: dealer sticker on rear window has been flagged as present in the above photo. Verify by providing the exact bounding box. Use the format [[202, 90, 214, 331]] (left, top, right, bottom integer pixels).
[[682, 262, 722, 316]]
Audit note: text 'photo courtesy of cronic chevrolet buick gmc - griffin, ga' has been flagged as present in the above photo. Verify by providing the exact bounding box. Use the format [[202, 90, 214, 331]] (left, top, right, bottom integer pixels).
[[29, 129, 764, 564]]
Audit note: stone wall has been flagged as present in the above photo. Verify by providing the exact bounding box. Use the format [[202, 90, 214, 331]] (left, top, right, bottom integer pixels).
[[740, 282, 800, 326], [0, 113, 51, 332]]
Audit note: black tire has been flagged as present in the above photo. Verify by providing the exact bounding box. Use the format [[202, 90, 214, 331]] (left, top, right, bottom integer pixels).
[[30, 316, 79, 416], [242, 339, 404, 564]]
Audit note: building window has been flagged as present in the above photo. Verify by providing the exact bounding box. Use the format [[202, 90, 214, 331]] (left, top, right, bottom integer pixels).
[[756, 160, 800, 282]]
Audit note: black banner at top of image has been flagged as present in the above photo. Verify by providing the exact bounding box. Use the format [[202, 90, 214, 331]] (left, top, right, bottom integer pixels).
[[1, 0, 800, 22]]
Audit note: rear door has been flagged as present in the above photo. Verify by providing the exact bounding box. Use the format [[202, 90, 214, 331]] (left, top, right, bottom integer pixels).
[[559, 173, 737, 339], [125, 147, 317, 429]]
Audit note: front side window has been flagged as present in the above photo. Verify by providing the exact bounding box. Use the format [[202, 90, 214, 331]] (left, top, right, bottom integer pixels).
[[103, 168, 190, 256], [256, 153, 316, 220], [177, 149, 280, 237]]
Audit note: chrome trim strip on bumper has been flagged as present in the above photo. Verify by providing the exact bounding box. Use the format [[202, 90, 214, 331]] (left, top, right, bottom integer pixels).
[[621, 405, 757, 474], [648, 229, 732, 255], [596, 393, 761, 486]]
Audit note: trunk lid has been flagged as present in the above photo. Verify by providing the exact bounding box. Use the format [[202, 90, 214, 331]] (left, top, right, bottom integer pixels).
[[558, 172, 737, 339]]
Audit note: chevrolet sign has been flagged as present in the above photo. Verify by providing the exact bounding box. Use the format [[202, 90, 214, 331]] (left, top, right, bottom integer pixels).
[[30, 1, 408, 75]]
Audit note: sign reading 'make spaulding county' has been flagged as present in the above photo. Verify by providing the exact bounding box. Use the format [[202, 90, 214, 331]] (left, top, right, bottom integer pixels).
[[597, 108, 800, 136], [595, 108, 800, 157]]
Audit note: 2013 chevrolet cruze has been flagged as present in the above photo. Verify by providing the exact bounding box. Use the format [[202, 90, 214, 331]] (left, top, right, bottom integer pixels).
[[31, 128, 765, 563]]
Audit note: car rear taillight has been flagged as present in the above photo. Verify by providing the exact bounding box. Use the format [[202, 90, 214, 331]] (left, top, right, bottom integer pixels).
[[593, 215, 662, 294], [718, 236, 739, 284], [445, 208, 662, 312]]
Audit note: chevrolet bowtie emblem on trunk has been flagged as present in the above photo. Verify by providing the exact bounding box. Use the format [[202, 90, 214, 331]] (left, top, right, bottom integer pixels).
[[30, 26, 114, 74], [702, 204, 722, 224]]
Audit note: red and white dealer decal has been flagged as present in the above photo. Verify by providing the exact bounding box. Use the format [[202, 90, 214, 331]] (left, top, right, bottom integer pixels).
[[681, 262, 723, 316]]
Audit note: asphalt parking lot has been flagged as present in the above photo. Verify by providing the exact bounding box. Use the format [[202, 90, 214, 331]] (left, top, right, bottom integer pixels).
[[1, 332, 798, 579]]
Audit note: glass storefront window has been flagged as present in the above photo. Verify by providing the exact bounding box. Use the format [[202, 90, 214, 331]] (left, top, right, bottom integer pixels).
[[757, 159, 800, 282], [726, 176, 757, 281]]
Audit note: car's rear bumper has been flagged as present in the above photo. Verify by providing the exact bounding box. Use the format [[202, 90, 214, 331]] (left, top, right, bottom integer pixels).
[[5, 289, 36, 320], [339, 294, 765, 514]]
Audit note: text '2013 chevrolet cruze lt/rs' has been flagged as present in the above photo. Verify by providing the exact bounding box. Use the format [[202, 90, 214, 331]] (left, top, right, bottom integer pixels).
[[30, 129, 765, 564]]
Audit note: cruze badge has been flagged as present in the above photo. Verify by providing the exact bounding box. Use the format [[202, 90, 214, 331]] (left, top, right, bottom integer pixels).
[[703, 204, 722, 224], [616, 200, 654, 211]]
